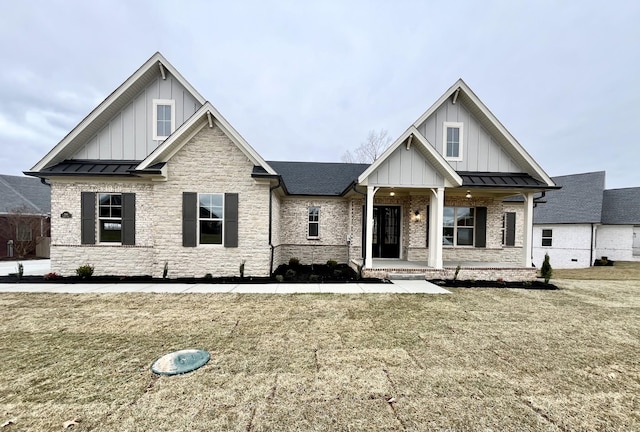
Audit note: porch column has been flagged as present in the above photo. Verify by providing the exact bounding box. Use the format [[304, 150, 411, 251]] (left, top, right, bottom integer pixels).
[[364, 186, 377, 268], [428, 187, 444, 269], [522, 192, 534, 267]]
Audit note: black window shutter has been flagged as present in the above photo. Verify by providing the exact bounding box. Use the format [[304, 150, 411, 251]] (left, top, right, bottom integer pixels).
[[224, 193, 239, 247], [425, 205, 430, 247], [475, 207, 487, 248], [122, 193, 136, 245], [81, 192, 96, 245], [182, 192, 197, 247], [505, 212, 516, 247]]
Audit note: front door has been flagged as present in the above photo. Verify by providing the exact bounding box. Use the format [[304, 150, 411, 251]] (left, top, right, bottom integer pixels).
[[373, 206, 401, 258]]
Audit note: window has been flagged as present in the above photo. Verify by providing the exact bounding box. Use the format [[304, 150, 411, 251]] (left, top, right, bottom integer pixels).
[[443, 122, 463, 161], [542, 229, 553, 247], [308, 207, 319, 238], [152, 99, 175, 140], [16, 222, 32, 241], [199, 193, 224, 244], [502, 212, 516, 246], [98, 193, 122, 242], [443, 206, 474, 246]]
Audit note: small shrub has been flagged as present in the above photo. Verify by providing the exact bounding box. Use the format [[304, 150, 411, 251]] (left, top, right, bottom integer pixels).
[[453, 265, 461, 281], [240, 260, 246, 279], [204, 273, 213, 279], [541, 253, 553, 284], [285, 269, 297, 281], [17, 263, 23, 280], [326, 259, 338, 268], [309, 274, 320, 282], [275, 274, 284, 282], [163, 261, 169, 279], [76, 264, 94, 279], [289, 257, 300, 267], [44, 272, 59, 280], [496, 277, 505, 285], [333, 269, 343, 278], [523, 280, 532, 287]]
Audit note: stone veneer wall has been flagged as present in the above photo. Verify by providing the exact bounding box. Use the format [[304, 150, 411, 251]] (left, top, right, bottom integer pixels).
[[50, 125, 272, 277]]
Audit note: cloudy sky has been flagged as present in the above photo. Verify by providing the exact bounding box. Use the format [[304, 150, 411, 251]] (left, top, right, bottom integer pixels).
[[1, 1, 639, 188]]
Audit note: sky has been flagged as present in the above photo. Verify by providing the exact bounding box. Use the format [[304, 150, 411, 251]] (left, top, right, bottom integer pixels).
[[1, 0, 639, 189]]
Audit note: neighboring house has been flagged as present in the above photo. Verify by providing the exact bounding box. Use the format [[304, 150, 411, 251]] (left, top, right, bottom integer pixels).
[[26, 52, 557, 280], [0, 174, 51, 258], [533, 171, 640, 268]]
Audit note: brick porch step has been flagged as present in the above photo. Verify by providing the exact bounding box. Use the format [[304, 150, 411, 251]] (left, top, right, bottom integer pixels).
[[387, 273, 426, 280]]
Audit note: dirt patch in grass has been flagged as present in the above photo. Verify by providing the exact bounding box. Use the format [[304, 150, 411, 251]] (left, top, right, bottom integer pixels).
[[1, 282, 639, 430]]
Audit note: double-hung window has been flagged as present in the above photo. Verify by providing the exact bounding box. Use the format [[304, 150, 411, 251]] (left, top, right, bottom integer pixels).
[[443, 122, 463, 161], [541, 229, 553, 247], [16, 222, 32, 242], [443, 206, 474, 246], [152, 99, 175, 140], [308, 207, 319, 238], [199, 193, 224, 245], [98, 193, 122, 242]]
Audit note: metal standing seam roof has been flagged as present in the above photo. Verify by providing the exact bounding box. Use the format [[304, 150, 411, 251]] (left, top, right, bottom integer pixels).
[[458, 171, 549, 188], [0, 174, 51, 215], [533, 171, 605, 224], [601, 187, 640, 224]]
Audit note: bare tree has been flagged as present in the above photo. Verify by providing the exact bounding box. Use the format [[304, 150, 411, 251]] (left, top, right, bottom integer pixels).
[[0, 205, 47, 258], [341, 129, 392, 163]]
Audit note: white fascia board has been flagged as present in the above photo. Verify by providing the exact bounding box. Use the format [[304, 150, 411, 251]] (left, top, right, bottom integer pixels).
[[357, 126, 462, 187], [30, 52, 205, 172]]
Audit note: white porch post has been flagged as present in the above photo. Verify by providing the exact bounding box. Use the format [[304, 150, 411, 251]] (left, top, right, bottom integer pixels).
[[428, 187, 444, 269], [364, 186, 377, 268], [522, 192, 534, 267]]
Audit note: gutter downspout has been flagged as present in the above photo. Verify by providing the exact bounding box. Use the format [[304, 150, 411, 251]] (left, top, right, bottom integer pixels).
[[590, 223, 595, 267], [269, 176, 282, 275]]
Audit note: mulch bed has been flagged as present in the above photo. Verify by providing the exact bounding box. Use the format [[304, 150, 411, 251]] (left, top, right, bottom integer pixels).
[[430, 279, 559, 290]]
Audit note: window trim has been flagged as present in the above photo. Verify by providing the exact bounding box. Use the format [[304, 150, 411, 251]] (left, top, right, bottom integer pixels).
[[541, 228, 553, 247], [16, 222, 32, 242], [443, 206, 475, 247], [308, 206, 320, 239], [152, 99, 176, 140], [443, 121, 464, 161], [97, 193, 122, 244], [198, 193, 224, 246]]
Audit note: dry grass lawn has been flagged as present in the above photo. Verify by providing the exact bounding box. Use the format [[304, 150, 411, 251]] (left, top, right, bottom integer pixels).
[[1, 268, 639, 430], [554, 260, 640, 280]]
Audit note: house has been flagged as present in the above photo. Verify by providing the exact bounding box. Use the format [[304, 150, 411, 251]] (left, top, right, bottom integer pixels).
[[26, 52, 558, 280], [0, 174, 51, 258], [533, 171, 640, 268]]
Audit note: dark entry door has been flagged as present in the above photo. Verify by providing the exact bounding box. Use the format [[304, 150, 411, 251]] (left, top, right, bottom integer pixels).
[[373, 206, 400, 258]]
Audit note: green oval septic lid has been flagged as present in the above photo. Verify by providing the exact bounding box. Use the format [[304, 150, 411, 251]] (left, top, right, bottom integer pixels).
[[151, 349, 210, 376]]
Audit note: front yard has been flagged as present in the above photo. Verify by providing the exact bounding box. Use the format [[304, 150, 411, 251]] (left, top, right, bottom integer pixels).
[[1, 268, 639, 430]]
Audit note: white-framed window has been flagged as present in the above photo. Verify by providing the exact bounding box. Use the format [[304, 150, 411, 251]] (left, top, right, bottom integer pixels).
[[199, 193, 224, 245], [16, 222, 32, 242], [98, 193, 122, 243], [541, 229, 553, 247], [308, 207, 319, 238], [443, 122, 463, 161], [443, 206, 474, 246], [152, 99, 175, 140]]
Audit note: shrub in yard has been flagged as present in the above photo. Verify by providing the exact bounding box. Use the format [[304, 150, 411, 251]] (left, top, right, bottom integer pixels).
[[240, 260, 246, 279], [204, 273, 213, 279], [275, 275, 284, 282], [309, 274, 320, 282], [43, 272, 59, 280], [162, 261, 169, 279], [289, 257, 300, 267], [326, 259, 338, 268], [76, 264, 94, 279], [285, 269, 297, 281], [17, 263, 23, 280], [541, 253, 553, 284]]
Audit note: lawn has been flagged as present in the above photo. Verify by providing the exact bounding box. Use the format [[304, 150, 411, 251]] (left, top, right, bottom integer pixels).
[[1, 270, 639, 430]]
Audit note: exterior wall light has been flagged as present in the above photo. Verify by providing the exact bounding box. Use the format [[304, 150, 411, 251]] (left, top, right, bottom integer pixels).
[[465, 190, 472, 199], [414, 210, 421, 222]]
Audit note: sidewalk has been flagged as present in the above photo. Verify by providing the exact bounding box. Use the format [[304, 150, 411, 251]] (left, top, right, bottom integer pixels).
[[0, 280, 450, 294]]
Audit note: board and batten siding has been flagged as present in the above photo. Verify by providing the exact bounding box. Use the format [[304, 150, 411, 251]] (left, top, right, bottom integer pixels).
[[72, 72, 202, 161], [417, 98, 522, 173], [367, 145, 445, 187]]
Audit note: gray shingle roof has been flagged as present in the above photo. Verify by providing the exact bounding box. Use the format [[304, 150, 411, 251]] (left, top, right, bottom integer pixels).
[[267, 161, 370, 196], [533, 171, 605, 224], [601, 188, 640, 224], [0, 174, 51, 215]]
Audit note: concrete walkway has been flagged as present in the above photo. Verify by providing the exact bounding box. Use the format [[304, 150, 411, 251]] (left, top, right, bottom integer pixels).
[[0, 280, 450, 294], [0, 259, 450, 294]]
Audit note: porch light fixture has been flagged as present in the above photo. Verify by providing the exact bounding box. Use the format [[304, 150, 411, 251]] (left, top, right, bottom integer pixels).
[[414, 210, 421, 222], [389, 191, 395, 196], [465, 190, 472, 199]]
